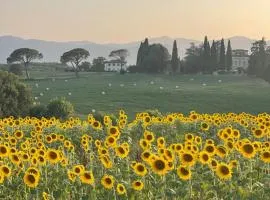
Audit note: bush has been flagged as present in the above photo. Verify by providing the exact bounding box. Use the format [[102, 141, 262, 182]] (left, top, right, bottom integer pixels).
[[145, 109, 163, 117], [8, 64, 23, 76], [93, 111, 117, 126], [46, 98, 74, 120], [0, 71, 33, 117], [29, 104, 48, 118]]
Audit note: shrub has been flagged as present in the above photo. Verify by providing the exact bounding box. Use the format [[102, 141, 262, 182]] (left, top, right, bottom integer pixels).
[[0, 71, 33, 117], [145, 109, 163, 117], [29, 104, 48, 118], [93, 111, 117, 126], [8, 64, 23, 76], [46, 98, 74, 120]]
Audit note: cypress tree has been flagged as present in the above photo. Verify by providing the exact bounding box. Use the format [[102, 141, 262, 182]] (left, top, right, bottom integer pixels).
[[219, 38, 226, 70], [226, 40, 232, 71], [171, 40, 179, 73], [210, 40, 218, 72], [203, 36, 211, 73], [136, 42, 143, 66]]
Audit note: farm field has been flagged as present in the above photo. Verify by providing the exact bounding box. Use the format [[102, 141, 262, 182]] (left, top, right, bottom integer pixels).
[[25, 70, 270, 119], [0, 111, 269, 199]]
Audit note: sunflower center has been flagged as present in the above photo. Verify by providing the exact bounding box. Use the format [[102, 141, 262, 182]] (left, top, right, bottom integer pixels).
[[183, 154, 193, 162], [220, 166, 229, 175], [154, 160, 165, 170], [49, 151, 58, 159], [84, 173, 91, 179], [263, 152, 270, 158], [27, 174, 36, 183], [243, 144, 254, 154], [137, 165, 145, 172], [105, 178, 112, 184], [180, 167, 189, 175], [0, 147, 7, 154]]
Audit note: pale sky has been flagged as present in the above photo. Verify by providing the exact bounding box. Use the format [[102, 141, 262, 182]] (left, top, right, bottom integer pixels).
[[0, 0, 269, 43]]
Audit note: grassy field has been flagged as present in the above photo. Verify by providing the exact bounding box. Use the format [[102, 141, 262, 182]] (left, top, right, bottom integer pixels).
[[24, 68, 270, 118]]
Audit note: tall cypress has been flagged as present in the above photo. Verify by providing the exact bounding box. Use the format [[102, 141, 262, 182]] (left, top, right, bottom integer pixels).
[[203, 36, 211, 73], [219, 38, 226, 70], [136, 42, 143, 66], [171, 40, 179, 73], [210, 40, 218, 72], [226, 40, 232, 71]]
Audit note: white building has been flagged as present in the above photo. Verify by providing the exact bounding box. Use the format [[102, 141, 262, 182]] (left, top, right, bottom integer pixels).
[[104, 60, 128, 72], [232, 49, 249, 71]]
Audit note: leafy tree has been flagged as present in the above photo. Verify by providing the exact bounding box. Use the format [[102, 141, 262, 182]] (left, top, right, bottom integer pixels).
[[248, 38, 270, 81], [226, 40, 232, 71], [60, 48, 90, 78], [210, 40, 218, 72], [219, 38, 226, 70], [183, 43, 203, 74], [91, 57, 106, 72], [142, 44, 171, 73], [7, 48, 43, 79], [79, 61, 91, 72], [171, 40, 180, 73], [0, 71, 33, 117], [109, 49, 129, 72], [9, 64, 23, 76]]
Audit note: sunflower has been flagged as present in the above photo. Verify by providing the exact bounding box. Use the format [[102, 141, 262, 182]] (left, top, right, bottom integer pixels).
[[175, 143, 183, 153], [45, 135, 53, 144], [0, 145, 9, 157], [199, 151, 211, 164], [157, 137, 166, 148], [115, 146, 129, 158], [10, 153, 21, 165], [105, 136, 117, 147], [209, 159, 218, 170], [260, 150, 270, 163], [23, 172, 40, 188], [240, 143, 256, 159], [194, 136, 202, 145], [215, 163, 232, 180], [229, 160, 238, 168], [180, 152, 196, 167], [144, 131, 155, 143], [133, 163, 147, 176], [141, 150, 152, 162], [100, 155, 113, 169], [0, 165, 11, 178], [201, 122, 209, 131], [163, 149, 174, 161], [253, 129, 264, 138], [216, 145, 228, 158], [101, 174, 114, 189], [116, 183, 126, 195], [132, 180, 144, 191], [26, 167, 40, 177], [139, 139, 150, 150], [14, 130, 24, 139], [108, 126, 120, 137], [80, 171, 95, 185], [67, 170, 76, 182], [73, 165, 85, 175], [185, 133, 194, 142], [204, 144, 216, 156], [177, 165, 191, 180], [150, 156, 168, 175], [46, 149, 60, 164]]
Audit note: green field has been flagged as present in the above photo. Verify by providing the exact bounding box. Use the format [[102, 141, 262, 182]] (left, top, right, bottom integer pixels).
[[24, 68, 270, 118]]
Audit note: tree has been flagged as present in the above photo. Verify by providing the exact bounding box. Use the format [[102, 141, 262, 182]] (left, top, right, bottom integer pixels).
[[202, 36, 211, 73], [226, 40, 232, 71], [219, 38, 226, 70], [210, 40, 218, 72], [171, 40, 180, 73], [9, 64, 23, 76], [60, 48, 90, 78], [79, 61, 91, 71], [109, 49, 129, 72], [91, 57, 106, 72], [136, 38, 149, 72], [142, 44, 171, 73], [0, 71, 33, 117], [183, 43, 203, 74], [46, 98, 74, 120], [7, 48, 43, 79]]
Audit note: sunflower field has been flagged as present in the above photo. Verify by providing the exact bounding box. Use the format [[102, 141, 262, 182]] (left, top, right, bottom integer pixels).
[[0, 110, 269, 200]]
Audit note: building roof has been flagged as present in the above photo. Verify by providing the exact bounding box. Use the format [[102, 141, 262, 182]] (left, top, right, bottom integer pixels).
[[104, 59, 127, 64]]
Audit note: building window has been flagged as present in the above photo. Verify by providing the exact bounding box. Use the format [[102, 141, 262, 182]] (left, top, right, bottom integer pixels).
[[108, 63, 111, 66]]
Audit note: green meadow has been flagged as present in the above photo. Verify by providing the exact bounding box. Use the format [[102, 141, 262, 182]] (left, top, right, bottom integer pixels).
[[25, 66, 270, 118]]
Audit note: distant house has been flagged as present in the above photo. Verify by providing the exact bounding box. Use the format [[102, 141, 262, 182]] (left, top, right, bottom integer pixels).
[[104, 60, 128, 72], [232, 49, 249, 71]]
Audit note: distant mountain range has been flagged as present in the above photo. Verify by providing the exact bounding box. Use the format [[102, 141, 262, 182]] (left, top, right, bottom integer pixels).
[[0, 35, 269, 65]]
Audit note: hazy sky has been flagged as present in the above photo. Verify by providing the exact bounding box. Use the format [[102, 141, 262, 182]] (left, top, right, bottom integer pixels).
[[1, 0, 269, 43]]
